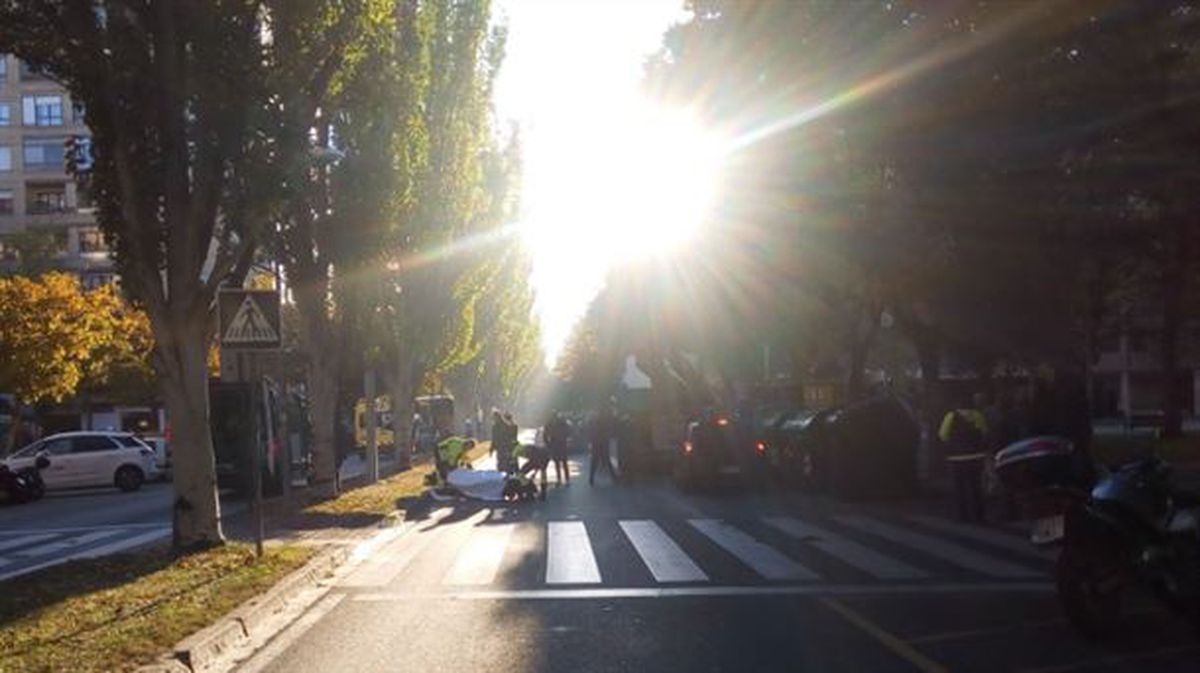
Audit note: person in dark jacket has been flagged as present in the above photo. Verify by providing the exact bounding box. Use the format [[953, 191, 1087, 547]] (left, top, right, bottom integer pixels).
[[491, 410, 517, 473], [544, 412, 571, 485], [588, 411, 616, 486]]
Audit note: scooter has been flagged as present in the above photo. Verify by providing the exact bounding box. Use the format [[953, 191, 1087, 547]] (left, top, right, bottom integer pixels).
[[0, 455, 49, 505], [996, 437, 1200, 638]]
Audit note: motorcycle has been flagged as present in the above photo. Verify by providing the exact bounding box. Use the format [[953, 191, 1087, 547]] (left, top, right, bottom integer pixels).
[[996, 437, 1200, 637], [0, 454, 49, 505]]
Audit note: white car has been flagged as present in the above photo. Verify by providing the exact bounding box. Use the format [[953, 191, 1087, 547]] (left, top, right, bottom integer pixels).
[[1, 431, 159, 492]]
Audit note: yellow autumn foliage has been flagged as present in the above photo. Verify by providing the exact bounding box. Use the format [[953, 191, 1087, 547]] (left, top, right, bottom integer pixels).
[[0, 273, 152, 405]]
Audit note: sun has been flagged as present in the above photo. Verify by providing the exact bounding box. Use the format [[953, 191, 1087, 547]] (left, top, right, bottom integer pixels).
[[518, 101, 726, 365]]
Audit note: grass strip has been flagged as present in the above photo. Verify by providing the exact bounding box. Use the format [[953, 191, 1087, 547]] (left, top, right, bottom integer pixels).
[[304, 441, 492, 518], [0, 542, 313, 673]]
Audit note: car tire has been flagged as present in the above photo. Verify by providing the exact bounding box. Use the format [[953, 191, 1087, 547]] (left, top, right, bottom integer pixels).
[[115, 465, 145, 492]]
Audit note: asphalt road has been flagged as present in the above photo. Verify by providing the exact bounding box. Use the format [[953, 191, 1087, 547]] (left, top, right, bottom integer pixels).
[[235, 452, 1200, 673], [0, 481, 246, 582]]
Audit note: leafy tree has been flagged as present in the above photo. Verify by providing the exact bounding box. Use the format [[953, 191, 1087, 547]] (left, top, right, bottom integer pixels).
[[0, 273, 127, 448], [0, 1, 396, 546], [265, 0, 394, 494]]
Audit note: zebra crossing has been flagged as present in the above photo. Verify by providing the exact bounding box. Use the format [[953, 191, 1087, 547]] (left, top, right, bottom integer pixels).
[[339, 511, 1051, 593], [0, 524, 170, 581]]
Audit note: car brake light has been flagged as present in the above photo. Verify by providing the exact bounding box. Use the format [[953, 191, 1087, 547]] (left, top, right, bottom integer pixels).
[[683, 441, 693, 455], [755, 441, 767, 455]]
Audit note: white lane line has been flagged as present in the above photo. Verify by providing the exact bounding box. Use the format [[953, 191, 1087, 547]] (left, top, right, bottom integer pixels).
[[443, 523, 517, 585], [764, 517, 928, 580], [0, 523, 168, 534], [834, 516, 1042, 578], [352, 582, 1056, 602], [0, 533, 58, 553], [619, 520, 708, 583], [908, 516, 1055, 561], [12, 530, 119, 557], [0, 527, 169, 581], [689, 519, 819, 581], [546, 521, 601, 584], [236, 592, 347, 673]]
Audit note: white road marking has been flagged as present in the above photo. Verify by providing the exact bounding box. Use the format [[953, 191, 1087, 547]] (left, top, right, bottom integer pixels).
[[546, 521, 601, 584], [236, 592, 347, 673], [835, 516, 1042, 578], [0, 533, 57, 553], [352, 582, 1056, 602], [443, 523, 516, 585], [689, 519, 819, 581], [907, 515, 1055, 560], [0, 522, 167, 534], [764, 517, 928, 580], [619, 520, 708, 583], [0, 527, 170, 581], [12, 530, 119, 557]]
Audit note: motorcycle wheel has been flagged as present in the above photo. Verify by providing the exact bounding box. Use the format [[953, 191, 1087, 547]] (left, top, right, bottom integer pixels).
[[1056, 542, 1126, 639]]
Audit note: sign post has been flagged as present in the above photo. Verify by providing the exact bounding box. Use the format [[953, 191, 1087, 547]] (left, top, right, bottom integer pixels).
[[219, 289, 282, 558]]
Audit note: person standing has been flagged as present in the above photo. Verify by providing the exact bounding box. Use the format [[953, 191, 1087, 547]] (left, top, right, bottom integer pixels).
[[491, 410, 515, 474], [589, 410, 616, 486], [939, 393, 989, 523], [544, 412, 571, 485]]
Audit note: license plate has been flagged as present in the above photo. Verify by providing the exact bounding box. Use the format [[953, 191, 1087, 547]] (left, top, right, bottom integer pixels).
[[719, 465, 742, 475], [1031, 515, 1064, 545]]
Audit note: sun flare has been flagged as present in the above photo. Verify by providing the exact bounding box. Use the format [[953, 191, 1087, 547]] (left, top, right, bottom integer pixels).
[[518, 102, 726, 366]]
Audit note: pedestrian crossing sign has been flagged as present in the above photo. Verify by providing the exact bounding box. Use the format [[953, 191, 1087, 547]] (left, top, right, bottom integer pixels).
[[219, 289, 281, 349]]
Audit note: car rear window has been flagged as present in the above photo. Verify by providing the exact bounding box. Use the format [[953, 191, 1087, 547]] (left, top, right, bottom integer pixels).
[[114, 435, 147, 449]]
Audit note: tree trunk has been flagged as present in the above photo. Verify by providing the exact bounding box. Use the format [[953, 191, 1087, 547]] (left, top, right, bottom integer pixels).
[[294, 280, 340, 498], [1161, 279, 1183, 438], [160, 319, 223, 550], [1160, 220, 1187, 439], [846, 314, 879, 401], [307, 353, 340, 497], [914, 327, 942, 483], [390, 356, 415, 468]]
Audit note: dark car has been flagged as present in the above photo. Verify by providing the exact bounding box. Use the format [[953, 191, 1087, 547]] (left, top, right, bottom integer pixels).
[[675, 414, 766, 491], [758, 408, 825, 487]]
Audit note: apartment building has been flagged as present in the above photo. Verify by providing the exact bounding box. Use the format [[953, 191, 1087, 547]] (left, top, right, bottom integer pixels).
[[0, 54, 114, 287]]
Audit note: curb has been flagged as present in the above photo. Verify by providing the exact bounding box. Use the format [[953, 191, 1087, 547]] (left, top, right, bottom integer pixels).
[[137, 545, 349, 673]]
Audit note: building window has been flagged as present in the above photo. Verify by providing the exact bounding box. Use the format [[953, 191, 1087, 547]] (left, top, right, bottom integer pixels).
[[0, 189, 13, 216], [0, 146, 11, 172], [0, 55, 7, 84], [23, 95, 64, 127], [0, 103, 10, 126], [28, 184, 68, 214], [78, 228, 108, 253], [72, 100, 86, 124], [22, 137, 66, 170]]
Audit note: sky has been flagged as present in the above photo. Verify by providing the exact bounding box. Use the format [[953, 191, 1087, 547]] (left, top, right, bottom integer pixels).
[[492, 0, 691, 368]]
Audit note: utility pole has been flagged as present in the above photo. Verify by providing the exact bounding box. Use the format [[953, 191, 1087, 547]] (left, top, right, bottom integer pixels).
[[365, 367, 379, 483]]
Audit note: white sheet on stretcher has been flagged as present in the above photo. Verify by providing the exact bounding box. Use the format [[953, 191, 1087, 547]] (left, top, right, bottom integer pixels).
[[446, 467, 508, 501]]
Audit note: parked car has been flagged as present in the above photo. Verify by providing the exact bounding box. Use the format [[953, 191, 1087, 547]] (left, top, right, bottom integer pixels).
[[675, 413, 766, 491], [138, 435, 171, 481], [1, 431, 158, 492], [758, 408, 823, 487]]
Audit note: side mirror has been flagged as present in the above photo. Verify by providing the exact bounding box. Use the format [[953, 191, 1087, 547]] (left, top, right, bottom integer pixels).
[[35, 455, 51, 470]]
